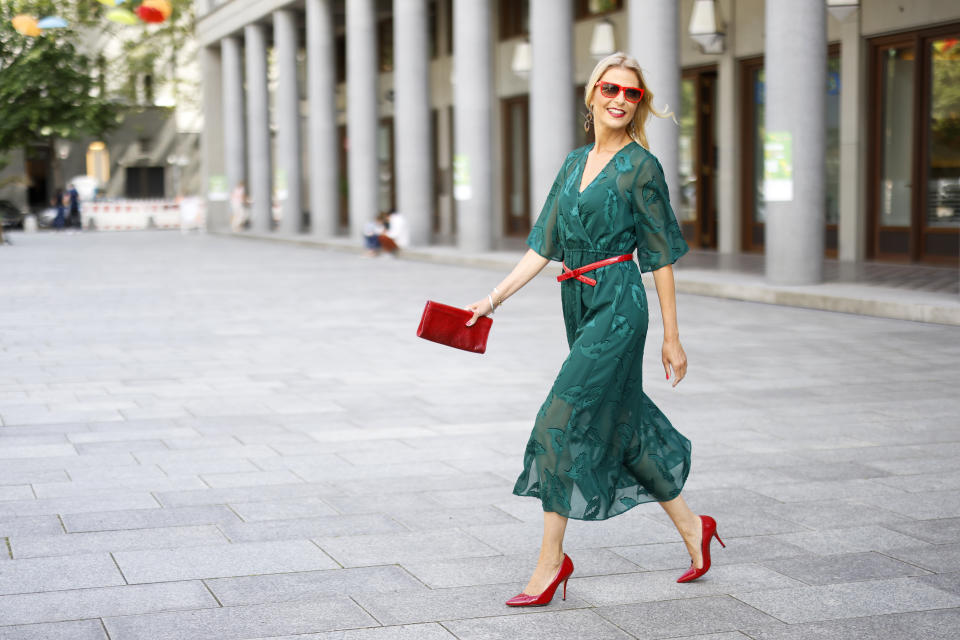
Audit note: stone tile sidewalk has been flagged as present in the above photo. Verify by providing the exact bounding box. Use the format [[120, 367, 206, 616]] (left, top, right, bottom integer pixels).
[[0, 230, 958, 639]]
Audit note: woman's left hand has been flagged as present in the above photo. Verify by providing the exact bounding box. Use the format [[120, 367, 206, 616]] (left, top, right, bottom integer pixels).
[[662, 337, 687, 387]]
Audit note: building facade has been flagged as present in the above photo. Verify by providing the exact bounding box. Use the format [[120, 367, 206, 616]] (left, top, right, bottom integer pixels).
[[195, 0, 960, 282]]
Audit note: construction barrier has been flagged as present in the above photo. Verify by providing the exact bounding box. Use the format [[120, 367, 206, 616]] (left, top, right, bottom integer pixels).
[[82, 198, 206, 231]]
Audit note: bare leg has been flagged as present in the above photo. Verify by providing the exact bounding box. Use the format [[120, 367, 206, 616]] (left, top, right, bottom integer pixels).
[[522, 511, 568, 595], [659, 494, 704, 569]]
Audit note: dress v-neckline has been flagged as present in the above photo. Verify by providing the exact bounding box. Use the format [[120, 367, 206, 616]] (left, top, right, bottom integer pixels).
[[577, 141, 636, 195]]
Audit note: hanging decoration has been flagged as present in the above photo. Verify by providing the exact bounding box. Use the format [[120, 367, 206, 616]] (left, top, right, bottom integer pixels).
[[37, 16, 69, 29], [11, 14, 42, 36], [106, 8, 139, 25]]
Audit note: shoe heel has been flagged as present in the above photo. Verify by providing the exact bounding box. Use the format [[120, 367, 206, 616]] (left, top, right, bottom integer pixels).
[[714, 531, 726, 548], [562, 578, 568, 601]]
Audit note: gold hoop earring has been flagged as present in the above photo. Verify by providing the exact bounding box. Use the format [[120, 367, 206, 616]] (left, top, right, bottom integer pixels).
[[584, 110, 594, 133]]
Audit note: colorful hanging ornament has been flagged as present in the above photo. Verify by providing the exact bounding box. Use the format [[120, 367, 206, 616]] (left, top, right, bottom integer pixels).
[[97, 0, 126, 6], [106, 8, 138, 24], [135, 4, 165, 23], [11, 14, 42, 36], [37, 16, 68, 29], [142, 0, 172, 20]]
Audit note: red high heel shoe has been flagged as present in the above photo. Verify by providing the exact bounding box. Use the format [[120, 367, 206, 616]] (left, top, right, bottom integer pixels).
[[676, 515, 725, 583], [505, 554, 574, 607]]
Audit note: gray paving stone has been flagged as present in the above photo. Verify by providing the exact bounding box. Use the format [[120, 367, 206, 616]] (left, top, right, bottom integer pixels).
[[916, 572, 960, 596], [0, 469, 67, 486], [9, 524, 227, 558], [443, 608, 634, 640], [883, 517, 960, 544], [571, 563, 803, 606], [314, 530, 501, 567], [353, 583, 587, 625], [245, 623, 457, 640], [743, 608, 960, 640], [0, 619, 108, 640], [0, 493, 160, 518], [763, 551, 932, 585], [611, 535, 808, 571], [885, 543, 960, 573], [0, 444, 78, 459], [595, 595, 781, 639], [0, 487, 33, 502], [388, 506, 521, 530], [761, 500, 911, 529], [62, 504, 242, 532], [155, 483, 333, 508], [114, 539, 339, 583], [201, 470, 304, 488], [32, 475, 208, 498], [220, 513, 406, 542], [402, 548, 639, 589], [732, 576, 960, 623], [772, 525, 932, 555], [859, 489, 960, 520], [103, 595, 376, 640], [0, 554, 125, 595], [206, 565, 426, 606], [0, 515, 63, 538], [227, 497, 339, 521], [0, 581, 216, 626], [320, 492, 446, 516]]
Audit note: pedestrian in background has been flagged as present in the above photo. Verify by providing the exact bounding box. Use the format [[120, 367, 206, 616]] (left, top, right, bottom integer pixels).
[[67, 183, 81, 231], [362, 213, 387, 257], [466, 52, 723, 607], [230, 181, 249, 232], [378, 210, 410, 257], [52, 190, 66, 231]]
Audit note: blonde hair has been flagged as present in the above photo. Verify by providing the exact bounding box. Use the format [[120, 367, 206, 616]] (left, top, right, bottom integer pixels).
[[584, 52, 674, 150]]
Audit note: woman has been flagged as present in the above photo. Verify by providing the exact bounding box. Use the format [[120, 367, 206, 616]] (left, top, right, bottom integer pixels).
[[466, 53, 723, 607]]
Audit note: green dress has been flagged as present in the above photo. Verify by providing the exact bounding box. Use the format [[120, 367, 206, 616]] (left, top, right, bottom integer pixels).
[[512, 141, 692, 521]]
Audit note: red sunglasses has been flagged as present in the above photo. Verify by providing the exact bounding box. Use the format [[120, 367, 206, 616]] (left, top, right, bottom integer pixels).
[[595, 81, 645, 103]]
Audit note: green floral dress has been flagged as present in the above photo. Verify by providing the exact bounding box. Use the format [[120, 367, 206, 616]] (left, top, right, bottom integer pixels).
[[512, 141, 692, 521]]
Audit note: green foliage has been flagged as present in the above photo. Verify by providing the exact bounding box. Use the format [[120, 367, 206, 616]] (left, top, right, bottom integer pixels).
[[0, 2, 119, 152]]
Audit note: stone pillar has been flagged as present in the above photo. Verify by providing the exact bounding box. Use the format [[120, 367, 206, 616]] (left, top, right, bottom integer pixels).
[[394, 0, 433, 246], [453, 0, 493, 252], [306, 0, 339, 239], [765, 0, 825, 284], [838, 9, 865, 264], [530, 0, 573, 220], [200, 45, 227, 231], [274, 9, 303, 235], [244, 22, 272, 234], [346, 0, 379, 241], [221, 36, 245, 205], [629, 0, 680, 204], [716, 0, 740, 255]]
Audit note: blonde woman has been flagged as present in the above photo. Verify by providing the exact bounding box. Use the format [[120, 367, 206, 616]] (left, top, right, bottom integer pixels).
[[466, 53, 722, 606]]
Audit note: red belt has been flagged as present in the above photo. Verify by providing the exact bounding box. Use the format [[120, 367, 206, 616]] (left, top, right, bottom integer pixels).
[[557, 253, 634, 286]]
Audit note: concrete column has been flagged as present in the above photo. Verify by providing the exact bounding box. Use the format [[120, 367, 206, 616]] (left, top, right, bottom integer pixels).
[[530, 0, 573, 220], [306, 0, 339, 239], [220, 36, 245, 202], [274, 9, 303, 235], [453, 0, 493, 252], [629, 0, 680, 204], [765, 0, 825, 284], [244, 22, 272, 233], [200, 45, 227, 231], [346, 0, 379, 241], [716, 0, 740, 255], [838, 9, 865, 264], [394, 0, 433, 246]]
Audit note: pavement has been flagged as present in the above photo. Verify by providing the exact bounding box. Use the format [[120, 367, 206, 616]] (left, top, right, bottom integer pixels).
[[1, 229, 959, 640]]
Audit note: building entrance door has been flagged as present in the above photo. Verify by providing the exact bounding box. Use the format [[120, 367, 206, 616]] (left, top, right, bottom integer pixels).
[[869, 26, 960, 264], [502, 95, 530, 237], [679, 67, 718, 248]]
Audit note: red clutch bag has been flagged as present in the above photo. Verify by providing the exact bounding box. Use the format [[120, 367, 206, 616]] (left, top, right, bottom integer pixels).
[[416, 300, 492, 354]]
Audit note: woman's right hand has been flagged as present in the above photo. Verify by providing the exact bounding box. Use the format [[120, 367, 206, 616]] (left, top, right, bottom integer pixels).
[[465, 298, 494, 327]]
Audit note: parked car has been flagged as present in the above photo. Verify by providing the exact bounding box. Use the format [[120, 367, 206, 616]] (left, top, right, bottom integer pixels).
[[0, 200, 24, 229]]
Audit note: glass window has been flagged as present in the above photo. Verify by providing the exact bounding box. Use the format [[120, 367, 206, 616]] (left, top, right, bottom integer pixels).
[[500, 0, 529, 40], [678, 78, 697, 224], [825, 55, 841, 225], [880, 46, 915, 227], [752, 67, 766, 223], [575, 0, 623, 19], [927, 36, 960, 228]]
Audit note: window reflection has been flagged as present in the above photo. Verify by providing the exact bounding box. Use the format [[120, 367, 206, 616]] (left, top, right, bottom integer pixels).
[[927, 37, 960, 227]]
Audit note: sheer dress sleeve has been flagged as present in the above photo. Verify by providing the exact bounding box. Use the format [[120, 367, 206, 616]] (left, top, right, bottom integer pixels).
[[526, 158, 568, 262], [632, 156, 689, 272]]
